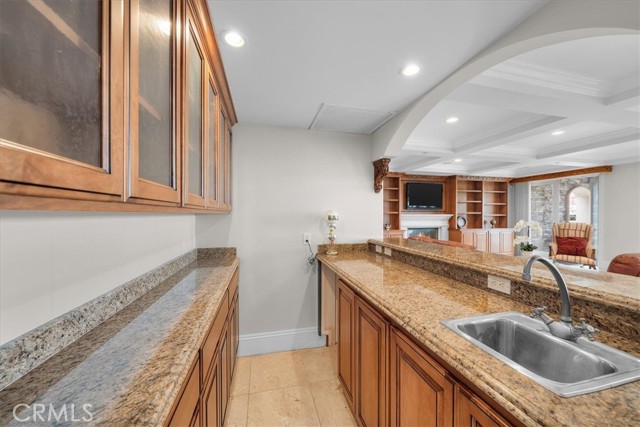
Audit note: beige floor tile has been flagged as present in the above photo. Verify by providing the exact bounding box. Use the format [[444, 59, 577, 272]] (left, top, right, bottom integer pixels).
[[232, 357, 252, 396], [310, 380, 357, 427], [298, 346, 338, 384], [247, 385, 321, 427], [224, 394, 249, 427], [249, 351, 307, 393]]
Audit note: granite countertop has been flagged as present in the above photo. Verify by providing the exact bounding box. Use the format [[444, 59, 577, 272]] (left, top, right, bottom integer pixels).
[[374, 238, 640, 308], [0, 254, 239, 426], [318, 250, 640, 427]]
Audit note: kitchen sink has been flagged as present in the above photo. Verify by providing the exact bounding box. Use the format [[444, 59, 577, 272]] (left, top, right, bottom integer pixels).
[[442, 312, 640, 397]]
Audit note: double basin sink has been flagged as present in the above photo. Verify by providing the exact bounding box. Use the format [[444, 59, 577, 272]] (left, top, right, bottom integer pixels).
[[443, 312, 640, 397]]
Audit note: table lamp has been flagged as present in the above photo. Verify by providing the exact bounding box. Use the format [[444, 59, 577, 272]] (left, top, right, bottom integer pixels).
[[325, 210, 340, 255]]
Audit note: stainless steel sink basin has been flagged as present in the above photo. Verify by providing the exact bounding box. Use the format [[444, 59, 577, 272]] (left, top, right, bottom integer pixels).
[[442, 312, 640, 397]]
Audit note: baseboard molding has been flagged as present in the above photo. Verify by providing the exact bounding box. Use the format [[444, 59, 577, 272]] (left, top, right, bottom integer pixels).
[[238, 327, 326, 356]]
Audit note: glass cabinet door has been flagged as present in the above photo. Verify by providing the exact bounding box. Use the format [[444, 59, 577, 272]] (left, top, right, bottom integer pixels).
[[0, 0, 123, 196], [206, 76, 218, 208], [129, 0, 179, 203], [184, 8, 205, 207]]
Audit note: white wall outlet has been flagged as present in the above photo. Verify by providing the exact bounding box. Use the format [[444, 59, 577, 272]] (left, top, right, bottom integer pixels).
[[375, 245, 382, 253], [303, 233, 311, 245], [488, 275, 511, 294], [384, 247, 392, 256]]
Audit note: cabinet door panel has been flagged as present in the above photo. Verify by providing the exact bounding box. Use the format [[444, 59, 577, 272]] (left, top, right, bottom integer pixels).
[[390, 328, 454, 427], [355, 298, 387, 427], [129, 0, 179, 203], [0, 0, 123, 196], [204, 355, 220, 427], [474, 231, 489, 253], [337, 280, 355, 411], [456, 385, 512, 427], [206, 77, 218, 208], [183, 7, 206, 207]]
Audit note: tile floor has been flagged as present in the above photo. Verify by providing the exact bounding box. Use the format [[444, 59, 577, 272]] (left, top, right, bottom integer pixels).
[[224, 345, 356, 427]]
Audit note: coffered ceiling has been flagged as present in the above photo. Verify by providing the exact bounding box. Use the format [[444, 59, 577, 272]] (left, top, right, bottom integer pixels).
[[393, 35, 640, 177]]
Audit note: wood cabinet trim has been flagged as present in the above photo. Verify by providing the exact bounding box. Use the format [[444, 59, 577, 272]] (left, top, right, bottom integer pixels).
[[166, 355, 200, 427]]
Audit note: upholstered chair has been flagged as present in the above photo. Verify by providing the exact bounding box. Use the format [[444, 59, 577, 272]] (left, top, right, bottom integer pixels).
[[549, 222, 596, 269]]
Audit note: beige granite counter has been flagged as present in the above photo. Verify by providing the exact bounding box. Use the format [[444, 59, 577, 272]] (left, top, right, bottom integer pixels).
[[374, 237, 640, 305], [0, 252, 239, 426], [318, 249, 640, 427]]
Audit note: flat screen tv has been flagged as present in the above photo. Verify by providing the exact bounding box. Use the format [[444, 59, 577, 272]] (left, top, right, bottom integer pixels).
[[406, 182, 444, 211]]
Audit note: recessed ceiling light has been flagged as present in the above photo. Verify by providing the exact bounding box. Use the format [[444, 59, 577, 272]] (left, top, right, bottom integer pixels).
[[551, 130, 565, 136], [454, 158, 463, 162], [446, 117, 459, 124], [401, 64, 420, 77], [223, 31, 245, 48]]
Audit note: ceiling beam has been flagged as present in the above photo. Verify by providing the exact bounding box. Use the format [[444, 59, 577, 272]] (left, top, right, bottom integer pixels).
[[509, 166, 613, 184], [604, 87, 640, 108], [536, 128, 640, 159]]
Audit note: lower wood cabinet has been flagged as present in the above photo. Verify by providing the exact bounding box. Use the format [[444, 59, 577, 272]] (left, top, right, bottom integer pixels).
[[455, 385, 512, 427], [168, 358, 201, 427], [336, 277, 515, 427], [355, 298, 387, 427], [337, 279, 356, 411], [167, 267, 239, 427], [390, 328, 454, 427]]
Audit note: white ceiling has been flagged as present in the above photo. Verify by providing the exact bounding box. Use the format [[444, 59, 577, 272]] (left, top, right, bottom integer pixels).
[[208, 0, 548, 129], [208, 2, 640, 178], [395, 35, 640, 177]]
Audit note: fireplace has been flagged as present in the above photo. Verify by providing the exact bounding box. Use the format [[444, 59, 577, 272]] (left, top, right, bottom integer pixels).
[[407, 228, 438, 239], [401, 214, 452, 240]]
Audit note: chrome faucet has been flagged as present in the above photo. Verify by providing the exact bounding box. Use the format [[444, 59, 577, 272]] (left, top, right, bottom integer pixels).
[[522, 255, 599, 341]]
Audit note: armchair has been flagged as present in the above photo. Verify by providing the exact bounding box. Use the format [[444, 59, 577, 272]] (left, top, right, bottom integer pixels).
[[549, 222, 596, 269]]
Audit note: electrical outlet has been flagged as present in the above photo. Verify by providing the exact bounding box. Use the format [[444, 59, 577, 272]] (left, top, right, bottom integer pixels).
[[303, 233, 311, 245], [488, 275, 511, 294], [383, 247, 392, 256], [375, 245, 382, 253]]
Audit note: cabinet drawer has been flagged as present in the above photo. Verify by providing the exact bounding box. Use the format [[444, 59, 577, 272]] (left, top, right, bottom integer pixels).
[[201, 291, 229, 383], [168, 357, 200, 427]]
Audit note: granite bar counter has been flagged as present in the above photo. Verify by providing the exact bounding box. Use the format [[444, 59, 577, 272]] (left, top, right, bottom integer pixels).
[[0, 249, 238, 426], [318, 243, 640, 427]]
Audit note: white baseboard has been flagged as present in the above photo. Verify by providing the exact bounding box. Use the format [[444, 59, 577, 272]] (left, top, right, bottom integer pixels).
[[237, 327, 326, 357]]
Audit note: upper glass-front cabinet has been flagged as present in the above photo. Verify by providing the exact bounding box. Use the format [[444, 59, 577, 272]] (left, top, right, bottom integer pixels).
[[0, 0, 123, 196], [129, 0, 180, 203], [0, 0, 235, 212], [184, 5, 206, 208]]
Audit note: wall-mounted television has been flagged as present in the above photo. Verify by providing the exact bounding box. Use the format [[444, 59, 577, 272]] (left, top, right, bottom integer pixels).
[[406, 182, 444, 211]]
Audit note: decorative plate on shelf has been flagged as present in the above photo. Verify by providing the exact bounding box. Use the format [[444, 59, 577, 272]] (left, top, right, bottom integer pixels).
[[457, 216, 467, 228]]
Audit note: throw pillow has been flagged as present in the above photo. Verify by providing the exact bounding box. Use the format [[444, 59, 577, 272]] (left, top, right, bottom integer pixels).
[[556, 236, 588, 257]]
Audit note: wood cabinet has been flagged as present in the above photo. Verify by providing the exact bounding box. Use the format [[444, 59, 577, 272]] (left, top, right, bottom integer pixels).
[[451, 178, 509, 231], [389, 328, 454, 427], [455, 385, 511, 427], [334, 277, 516, 427], [129, 0, 181, 204], [383, 175, 401, 232], [0, 0, 124, 198], [166, 266, 239, 427], [456, 229, 513, 254], [489, 229, 515, 255], [355, 298, 387, 427], [0, 0, 236, 214], [337, 279, 356, 411], [168, 357, 201, 427]]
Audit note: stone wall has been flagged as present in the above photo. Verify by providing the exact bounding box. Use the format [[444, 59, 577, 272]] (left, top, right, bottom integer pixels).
[[529, 176, 599, 250]]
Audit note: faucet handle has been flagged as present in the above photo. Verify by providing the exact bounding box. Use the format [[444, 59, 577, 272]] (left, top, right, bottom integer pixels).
[[530, 306, 547, 318], [575, 318, 600, 341]]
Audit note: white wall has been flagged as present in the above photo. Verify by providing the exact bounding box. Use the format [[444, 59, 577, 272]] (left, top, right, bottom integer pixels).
[[600, 162, 640, 268], [0, 212, 196, 344], [196, 123, 381, 352]]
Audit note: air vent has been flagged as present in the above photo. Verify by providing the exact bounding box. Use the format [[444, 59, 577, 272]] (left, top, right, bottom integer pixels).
[[309, 103, 396, 135]]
